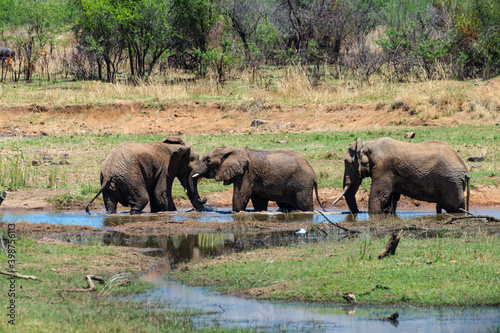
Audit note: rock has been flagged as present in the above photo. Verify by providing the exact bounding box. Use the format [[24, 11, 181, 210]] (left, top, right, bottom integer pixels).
[[276, 140, 288, 144], [32, 159, 42, 166], [467, 156, 484, 162], [342, 293, 356, 304], [471, 164, 481, 169], [42, 156, 53, 162], [251, 119, 268, 127], [404, 132, 415, 139], [59, 160, 70, 165], [60, 153, 70, 159]]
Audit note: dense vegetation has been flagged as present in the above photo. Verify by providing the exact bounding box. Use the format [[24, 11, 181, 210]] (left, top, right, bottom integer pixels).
[[1, 0, 499, 84]]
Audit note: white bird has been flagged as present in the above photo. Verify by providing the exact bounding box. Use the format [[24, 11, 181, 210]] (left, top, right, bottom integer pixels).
[[295, 228, 307, 235]]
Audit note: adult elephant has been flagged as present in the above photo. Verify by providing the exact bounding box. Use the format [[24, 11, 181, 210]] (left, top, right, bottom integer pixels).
[[201, 147, 324, 212], [85, 137, 206, 214], [333, 137, 470, 214]]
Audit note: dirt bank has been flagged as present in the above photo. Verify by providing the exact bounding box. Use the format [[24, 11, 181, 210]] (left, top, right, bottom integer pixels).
[[0, 97, 497, 138]]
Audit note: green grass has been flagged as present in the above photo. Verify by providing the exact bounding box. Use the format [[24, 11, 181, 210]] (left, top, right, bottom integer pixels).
[[0, 233, 250, 333], [0, 124, 498, 207], [170, 231, 500, 306]]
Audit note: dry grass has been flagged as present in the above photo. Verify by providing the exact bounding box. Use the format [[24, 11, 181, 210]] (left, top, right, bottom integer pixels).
[[1, 61, 499, 125]]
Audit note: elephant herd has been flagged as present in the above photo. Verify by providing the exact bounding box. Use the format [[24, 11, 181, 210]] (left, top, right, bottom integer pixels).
[[86, 136, 470, 215]]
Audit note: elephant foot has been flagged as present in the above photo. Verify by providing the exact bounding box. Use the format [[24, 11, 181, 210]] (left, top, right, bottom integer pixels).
[[130, 209, 143, 215]]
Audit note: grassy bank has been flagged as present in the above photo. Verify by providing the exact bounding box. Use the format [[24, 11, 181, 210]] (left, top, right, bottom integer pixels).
[[170, 230, 500, 306], [0, 228, 247, 332], [0, 125, 498, 209]]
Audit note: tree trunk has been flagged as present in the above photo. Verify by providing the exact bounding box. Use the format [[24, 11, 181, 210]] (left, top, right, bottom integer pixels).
[[378, 231, 401, 259]]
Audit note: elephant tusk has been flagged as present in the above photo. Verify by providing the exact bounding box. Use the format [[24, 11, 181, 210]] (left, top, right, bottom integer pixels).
[[332, 185, 350, 206], [192, 173, 200, 178]]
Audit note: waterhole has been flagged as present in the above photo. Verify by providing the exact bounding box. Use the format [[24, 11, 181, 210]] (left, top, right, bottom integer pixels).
[[2, 208, 499, 332]]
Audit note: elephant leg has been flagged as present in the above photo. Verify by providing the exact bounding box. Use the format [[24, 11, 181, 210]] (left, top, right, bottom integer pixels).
[[232, 177, 252, 212], [436, 204, 442, 214], [368, 178, 394, 214], [277, 202, 294, 212], [150, 180, 172, 213], [128, 187, 150, 215], [437, 185, 466, 213], [251, 194, 268, 211], [295, 189, 314, 212], [102, 190, 117, 214], [383, 193, 400, 214], [164, 178, 176, 211]]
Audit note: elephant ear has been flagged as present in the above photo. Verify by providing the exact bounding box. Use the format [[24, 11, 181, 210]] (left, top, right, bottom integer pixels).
[[163, 136, 187, 146], [164, 137, 191, 162], [215, 148, 248, 182]]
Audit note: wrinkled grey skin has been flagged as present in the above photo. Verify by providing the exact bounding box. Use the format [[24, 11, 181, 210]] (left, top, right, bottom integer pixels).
[[201, 147, 324, 212], [86, 137, 206, 214], [333, 137, 470, 214]]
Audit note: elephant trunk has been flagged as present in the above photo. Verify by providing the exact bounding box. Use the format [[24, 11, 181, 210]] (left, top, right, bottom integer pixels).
[[344, 183, 360, 215], [332, 175, 360, 214], [187, 172, 207, 210]]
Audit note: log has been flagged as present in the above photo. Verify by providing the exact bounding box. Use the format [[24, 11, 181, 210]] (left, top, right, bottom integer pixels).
[[378, 231, 401, 259]]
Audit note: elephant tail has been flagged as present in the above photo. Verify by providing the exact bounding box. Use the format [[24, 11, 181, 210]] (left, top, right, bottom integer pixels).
[[466, 174, 470, 212], [314, 181, 326, 212], [85, 180, 107, 214]]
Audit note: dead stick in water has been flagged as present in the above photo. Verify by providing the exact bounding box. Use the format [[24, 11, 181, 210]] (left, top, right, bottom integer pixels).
[[315, 209, 356, 233]]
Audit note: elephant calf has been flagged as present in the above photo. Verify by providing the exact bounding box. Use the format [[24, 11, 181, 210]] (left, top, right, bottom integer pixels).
[[86, 137, 206, 214], [200, 147, 324, 212], [333, 137, 470, 214]]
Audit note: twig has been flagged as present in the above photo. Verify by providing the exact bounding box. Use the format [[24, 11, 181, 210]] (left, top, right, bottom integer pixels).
[[62, 275, 104, 292], [315, 209, 355, 233], [0, 270, 39, 281]]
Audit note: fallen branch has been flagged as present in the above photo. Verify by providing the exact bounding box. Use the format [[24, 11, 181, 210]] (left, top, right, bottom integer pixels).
[[0, 270, 39, 281], [445, 211, 500, 224], [315, 209, 357, 233], [62, 275, 104, 292], [378, 231, 401, 259]]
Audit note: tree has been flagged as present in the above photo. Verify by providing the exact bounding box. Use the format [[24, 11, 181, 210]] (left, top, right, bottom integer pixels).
[[118, 0, 175, 80], [171, 0, 217, 76]]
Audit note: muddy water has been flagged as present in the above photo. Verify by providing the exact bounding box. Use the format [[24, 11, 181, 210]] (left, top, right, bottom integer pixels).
[[2, 208, 500, 332]]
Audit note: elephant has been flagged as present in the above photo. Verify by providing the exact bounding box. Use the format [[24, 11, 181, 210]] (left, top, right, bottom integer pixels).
[[200, 147, 325, 212], [333, 137, 470, 214], [85, 137, 206, 214]]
